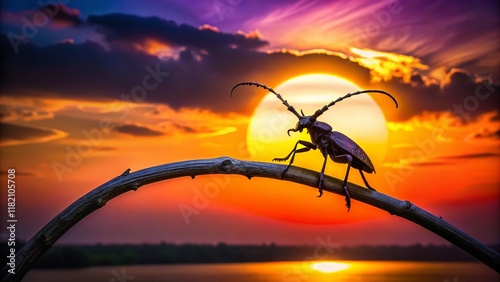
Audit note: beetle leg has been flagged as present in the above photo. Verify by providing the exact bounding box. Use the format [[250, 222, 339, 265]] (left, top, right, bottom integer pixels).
[[359, 170, 376, 191], [316, 154, 328, 197], [281, 147, 311, 178], [273, 140, 316, 162], [343, 164, 352, 211], [273, 140, 316, 178], [332, 154, 353, 211]]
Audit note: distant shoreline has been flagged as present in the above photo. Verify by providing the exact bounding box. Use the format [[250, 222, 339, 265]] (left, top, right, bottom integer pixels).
[[3, 242, 497, 269]]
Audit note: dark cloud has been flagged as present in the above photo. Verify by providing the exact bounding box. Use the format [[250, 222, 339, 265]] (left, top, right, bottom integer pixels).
[[444, 70, 475, 89], [0, 31, 371, 115], [410, 74, 425, 86], [95, 146, 116, 151], [1, 13, 498, 121], [411, 161, 447, 167], [490, 114, 500, 122], [472, 129, 500, 139], [115, 124, 163, 137], [172, 123, 197, 133], [439, 153, 499, 160], [40, 4, 83, 27], [0, 122, 63, 145], [0, 4, 82, 29], [87, 13, 268, 52], [374, 74, 499, 121], [0, 103, 53, 122], [1, 35, 162, 98], [0, 170, 38, 177], [398, 152, 499, 168]]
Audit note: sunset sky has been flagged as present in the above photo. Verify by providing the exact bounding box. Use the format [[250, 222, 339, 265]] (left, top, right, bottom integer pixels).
[[0, 0, 499, 249]]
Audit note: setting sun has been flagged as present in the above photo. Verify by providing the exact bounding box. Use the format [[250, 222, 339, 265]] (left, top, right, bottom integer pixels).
[[247, 73, 390, 180]]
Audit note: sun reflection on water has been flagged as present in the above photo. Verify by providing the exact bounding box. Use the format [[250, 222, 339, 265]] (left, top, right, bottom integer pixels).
[[310, 261, 350, 273]]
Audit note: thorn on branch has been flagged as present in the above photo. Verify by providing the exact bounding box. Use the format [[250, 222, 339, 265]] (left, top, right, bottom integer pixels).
[[404, 200, 412, 210], [131, 183, 140, 191], [95, 198, 106, 207], [121, 168, 131, 176], [218, 158, 235, 172]]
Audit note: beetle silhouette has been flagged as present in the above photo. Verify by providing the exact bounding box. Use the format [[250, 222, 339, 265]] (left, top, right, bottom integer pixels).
[[231, 82, 398, 211]]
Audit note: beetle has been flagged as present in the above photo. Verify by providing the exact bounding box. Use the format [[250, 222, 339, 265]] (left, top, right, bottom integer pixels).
[[231, 82, 398, 211]]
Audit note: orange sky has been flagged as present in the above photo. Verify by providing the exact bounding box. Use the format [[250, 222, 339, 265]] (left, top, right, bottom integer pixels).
[[0, 72, 498, 246]]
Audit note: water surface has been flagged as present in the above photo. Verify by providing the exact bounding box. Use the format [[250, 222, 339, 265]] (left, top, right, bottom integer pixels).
[[23, 261, 499, 282]]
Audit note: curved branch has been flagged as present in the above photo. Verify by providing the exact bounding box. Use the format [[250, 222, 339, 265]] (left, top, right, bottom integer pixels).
[[2, 157, 499, 281]]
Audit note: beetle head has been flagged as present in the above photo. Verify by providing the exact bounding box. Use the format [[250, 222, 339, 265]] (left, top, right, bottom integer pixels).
[[287, 115, 315, 136]]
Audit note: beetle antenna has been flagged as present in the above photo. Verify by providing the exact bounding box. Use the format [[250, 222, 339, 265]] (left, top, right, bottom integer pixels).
[[311, 90, 398, 119], [231, 82, 302, 119], [300, 109, 305, 116]]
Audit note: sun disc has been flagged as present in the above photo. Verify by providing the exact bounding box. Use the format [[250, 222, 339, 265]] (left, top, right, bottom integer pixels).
[[247, 73, 389, 173]]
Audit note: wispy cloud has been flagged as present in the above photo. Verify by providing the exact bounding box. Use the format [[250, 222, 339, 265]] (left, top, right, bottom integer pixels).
[[469, 129, 500, 140], [0, 123, 68, 146], [387, 111, 461, 133], [0, 4, 82, 28], [383, 152, 498, 168], [0, 170, 40, 177], [440, 152, 499, 160], [242, 0, 499, 75], [87, 13, 268, 53], [115, 124, 164, 137], [349, 47, 428, 83]]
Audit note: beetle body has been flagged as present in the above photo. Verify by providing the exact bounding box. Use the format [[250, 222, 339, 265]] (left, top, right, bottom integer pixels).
[[328, 131, 375, 174], [231, 82, 398, 211]]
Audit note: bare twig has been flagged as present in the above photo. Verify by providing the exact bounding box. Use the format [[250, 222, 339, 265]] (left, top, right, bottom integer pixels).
[[2, 157, 499, 281]]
